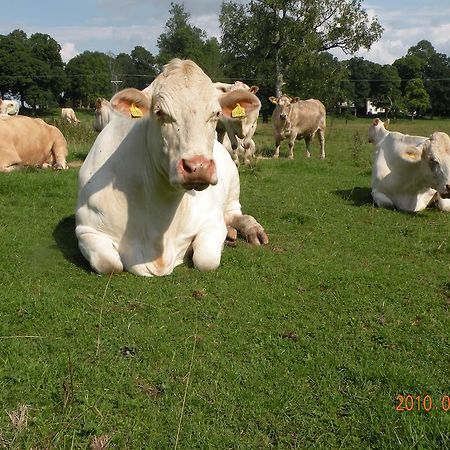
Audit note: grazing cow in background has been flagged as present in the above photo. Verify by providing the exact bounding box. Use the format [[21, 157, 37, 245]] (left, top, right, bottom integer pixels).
[[76, 59, 268, 276], [61, 107, 80, 124], [369, 118, 450, 212], [214, 81, 261, 165], [0, 99, 20, 116], [269, 95, 326, 159], [0, 116, 68, 171]]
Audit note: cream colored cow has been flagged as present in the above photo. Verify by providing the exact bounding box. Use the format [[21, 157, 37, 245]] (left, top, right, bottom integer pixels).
[[61, 107, 80, 124], [0, 116, 68, 171], [270, 95, 326, 159], [0, 99, 20, 116], [76, 59, 268, 276], [214, 82, 261, 165], [369, 118, 450, 212]]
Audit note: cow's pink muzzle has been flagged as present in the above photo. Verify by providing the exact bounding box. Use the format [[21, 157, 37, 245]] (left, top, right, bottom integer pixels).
[[177, 156, 217, 191]]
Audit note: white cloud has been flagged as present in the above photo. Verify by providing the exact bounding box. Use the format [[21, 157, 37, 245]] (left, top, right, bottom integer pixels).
[[60, 42, 78, 63]]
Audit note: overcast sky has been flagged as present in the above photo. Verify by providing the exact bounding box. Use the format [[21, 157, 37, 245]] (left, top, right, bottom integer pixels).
[[1, 0, 450, 65]]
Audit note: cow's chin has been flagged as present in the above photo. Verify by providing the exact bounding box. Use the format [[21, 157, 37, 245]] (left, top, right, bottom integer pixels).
[[181, 182, 211, 192]]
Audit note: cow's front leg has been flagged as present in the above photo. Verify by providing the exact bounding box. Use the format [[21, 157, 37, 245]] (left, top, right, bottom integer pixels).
[[437, 195, 450, 212], [273, 135, 281, 158], [304, 135, 312, 158], [226, 213, 269, 245], [317, 128, 325, 159], [287, 132, 298, 159], [76, 226, 124, 274], [372, 190, 395, 209], [192, 222, 227, 271]]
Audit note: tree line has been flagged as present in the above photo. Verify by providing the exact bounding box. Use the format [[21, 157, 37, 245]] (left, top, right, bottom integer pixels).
[[0, 1, 449, 117]]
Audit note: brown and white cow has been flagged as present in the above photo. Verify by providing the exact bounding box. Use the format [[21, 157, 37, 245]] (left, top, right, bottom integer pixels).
[[61, 107, 80, 124], [269, 95, 326, 159], [76, 59, 268, 276], [0, 116, 68, 171], [369, 118, 450, 212], [0, 99, 20, 116], [214, 82, 261, 165]]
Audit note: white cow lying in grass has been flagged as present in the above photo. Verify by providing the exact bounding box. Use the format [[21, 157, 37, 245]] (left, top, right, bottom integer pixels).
[[76, 59, 268, 276], [369, 118, 450, 212]]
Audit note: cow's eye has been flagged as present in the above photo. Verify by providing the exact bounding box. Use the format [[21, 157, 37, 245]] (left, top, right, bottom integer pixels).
[[429, 157, 439, 169], [154, 106, 175, 123], [210, 110, 222, 121]]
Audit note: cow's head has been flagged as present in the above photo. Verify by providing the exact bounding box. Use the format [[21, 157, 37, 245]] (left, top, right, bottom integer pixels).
[[269, 95, 299, 121], [401, 132, 450, 196], [138, 59, 220, 191], [93, 98, 112, 132], [218, 88, 261, 148], [368, 117, 388, 144]]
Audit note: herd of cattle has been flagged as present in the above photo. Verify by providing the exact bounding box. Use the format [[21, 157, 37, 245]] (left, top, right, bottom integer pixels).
[[0, 58, 449, 276]]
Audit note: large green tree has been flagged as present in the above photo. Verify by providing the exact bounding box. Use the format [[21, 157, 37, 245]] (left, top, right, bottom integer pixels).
[[129, 46, 158, 90], [220, 0, 383, 97], [65, 51, 112, 107], [402, 78, 430, 118], [345, 57, 380, 114], [370, 64, 402, 115], [157, 2, 222, 78], [406, 40, 450, 116], [0, 30, 65, 108]]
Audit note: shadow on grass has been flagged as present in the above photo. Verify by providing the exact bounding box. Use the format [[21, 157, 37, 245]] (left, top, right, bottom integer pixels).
[[333, 186, 374, 207], [53, 215, 92, 273]]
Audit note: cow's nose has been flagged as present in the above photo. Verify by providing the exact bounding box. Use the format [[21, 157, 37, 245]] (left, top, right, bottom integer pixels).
[[280, 114, 286, 120], [178, 156, 217, 190]]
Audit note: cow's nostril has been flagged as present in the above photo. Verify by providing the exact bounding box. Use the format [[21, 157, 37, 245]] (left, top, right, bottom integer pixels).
[[446, 184, 450, 191]]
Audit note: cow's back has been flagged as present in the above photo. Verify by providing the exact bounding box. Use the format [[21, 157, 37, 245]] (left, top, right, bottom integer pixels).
[[0, 116, 60, 165], [291, 99, 326, 134]]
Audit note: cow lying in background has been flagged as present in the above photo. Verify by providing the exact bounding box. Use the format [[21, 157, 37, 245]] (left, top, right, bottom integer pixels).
[[0, 116, 68, 171], [269, 95, 326, 159], [0, 99, 20, 116], [61, 107, 80, 124], [369, 118, 450, 212], [76, 59, 268, 276], [214, 81, 261, 165]]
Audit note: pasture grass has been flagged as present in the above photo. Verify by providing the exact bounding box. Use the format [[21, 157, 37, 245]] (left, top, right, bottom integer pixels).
[[0, 114, 449, 449]]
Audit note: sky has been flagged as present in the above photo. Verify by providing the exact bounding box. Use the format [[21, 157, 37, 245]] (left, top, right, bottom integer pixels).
[[2, 0, 450, 65]]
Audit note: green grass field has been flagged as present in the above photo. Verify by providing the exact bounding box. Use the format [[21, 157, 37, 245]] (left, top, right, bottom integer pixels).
[[0, 111, 449, 449]]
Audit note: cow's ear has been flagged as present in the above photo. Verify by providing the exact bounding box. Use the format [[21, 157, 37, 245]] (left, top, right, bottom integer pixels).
[[269, 96, 278, 104], [373, 118, 380, 126], [400, 143, 425, 163], [110, 88, 150, 118], [219, 89, 261, 119], [213, 82, 230, 94], [250, 85, 259, 94], [95, 98, 102, 109]]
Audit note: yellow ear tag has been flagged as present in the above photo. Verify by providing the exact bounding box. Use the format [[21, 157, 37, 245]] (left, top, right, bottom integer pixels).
[[231, 103, 246, 118], [130, 103, 143, 118]]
